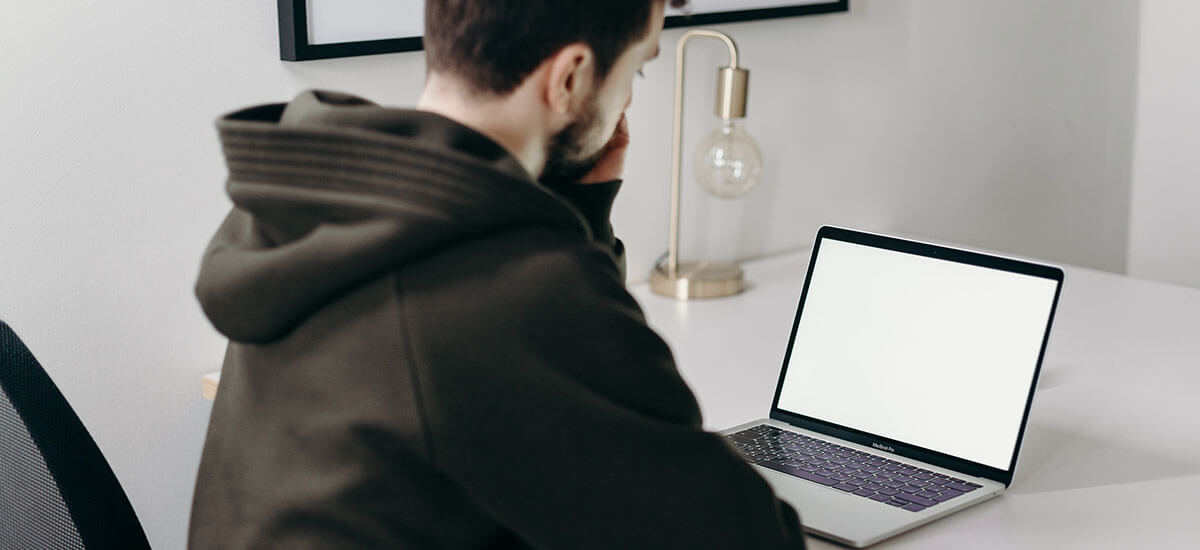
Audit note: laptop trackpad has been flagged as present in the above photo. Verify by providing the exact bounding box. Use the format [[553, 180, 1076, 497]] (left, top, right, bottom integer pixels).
[[755, 465, 921, 545]]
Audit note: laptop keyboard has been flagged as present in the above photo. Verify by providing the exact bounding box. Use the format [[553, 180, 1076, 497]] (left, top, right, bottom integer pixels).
[[726, 425, 982, 512]]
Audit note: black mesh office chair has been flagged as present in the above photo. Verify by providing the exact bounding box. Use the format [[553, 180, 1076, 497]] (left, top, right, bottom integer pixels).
[[0, 320, 151, 549]]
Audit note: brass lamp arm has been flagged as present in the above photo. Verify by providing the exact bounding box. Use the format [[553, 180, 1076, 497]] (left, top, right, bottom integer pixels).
[[667, 29, 747, 278]]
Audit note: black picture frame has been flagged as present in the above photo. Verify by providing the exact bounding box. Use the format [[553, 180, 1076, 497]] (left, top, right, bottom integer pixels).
[[278, 0, 849, 62], [665, 0, 848, 29]]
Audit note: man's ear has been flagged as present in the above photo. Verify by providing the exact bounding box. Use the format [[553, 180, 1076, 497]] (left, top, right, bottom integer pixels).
[[543, 43, 596, 117]]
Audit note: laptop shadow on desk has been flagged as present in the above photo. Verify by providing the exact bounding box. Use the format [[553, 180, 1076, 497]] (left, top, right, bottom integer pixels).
[[1009, 423, 1200, 495]]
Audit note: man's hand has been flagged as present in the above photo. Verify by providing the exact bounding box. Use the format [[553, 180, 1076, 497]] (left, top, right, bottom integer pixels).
[[579, 114, 631, 184]]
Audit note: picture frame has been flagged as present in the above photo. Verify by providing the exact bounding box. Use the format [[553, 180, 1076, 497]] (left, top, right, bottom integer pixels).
[[278, 0, 849, 62]]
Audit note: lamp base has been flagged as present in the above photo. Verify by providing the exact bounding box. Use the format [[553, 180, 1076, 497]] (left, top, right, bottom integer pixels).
[[650, 261, 744, 300]]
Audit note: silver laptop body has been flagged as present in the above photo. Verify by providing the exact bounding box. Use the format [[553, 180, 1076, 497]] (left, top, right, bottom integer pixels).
[[721, 226, 1064, 547]]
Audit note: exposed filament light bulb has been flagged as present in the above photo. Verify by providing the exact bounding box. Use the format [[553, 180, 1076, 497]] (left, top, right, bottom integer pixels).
[[694, 118, 763, 200]]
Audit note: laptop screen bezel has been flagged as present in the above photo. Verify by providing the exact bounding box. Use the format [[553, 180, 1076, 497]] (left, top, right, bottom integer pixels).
[[769, 226, 1064, 486]]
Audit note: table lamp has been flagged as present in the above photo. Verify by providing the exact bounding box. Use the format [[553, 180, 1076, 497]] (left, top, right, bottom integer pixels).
[[651, 29, 762, 300]]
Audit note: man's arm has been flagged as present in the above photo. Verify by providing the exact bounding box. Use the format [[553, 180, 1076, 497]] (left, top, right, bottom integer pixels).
[[543, 179, 626, 279], [400, 233, 806, 549], [540, 114, 632, 278]]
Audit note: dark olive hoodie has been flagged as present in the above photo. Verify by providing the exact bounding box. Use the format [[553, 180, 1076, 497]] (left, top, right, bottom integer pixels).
[[190, 90, 805, 549]]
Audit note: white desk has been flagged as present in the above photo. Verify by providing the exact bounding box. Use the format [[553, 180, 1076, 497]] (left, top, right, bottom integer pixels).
[[630, 250, 1200, 548], [200, 249, 1200, 546]]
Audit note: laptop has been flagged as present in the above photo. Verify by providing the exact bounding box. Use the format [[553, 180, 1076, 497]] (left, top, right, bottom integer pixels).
[[721, 226, 1064, 547]]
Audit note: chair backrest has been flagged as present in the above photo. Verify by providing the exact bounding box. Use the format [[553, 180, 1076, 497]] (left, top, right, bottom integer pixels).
[[0, 321, 150, 550]]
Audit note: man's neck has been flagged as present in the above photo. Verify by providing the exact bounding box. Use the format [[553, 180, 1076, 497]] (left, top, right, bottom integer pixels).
[[416, 76, 547, 179]]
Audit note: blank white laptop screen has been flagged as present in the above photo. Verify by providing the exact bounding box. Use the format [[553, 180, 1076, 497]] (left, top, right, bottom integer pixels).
[[776, 239, 1059, 470]]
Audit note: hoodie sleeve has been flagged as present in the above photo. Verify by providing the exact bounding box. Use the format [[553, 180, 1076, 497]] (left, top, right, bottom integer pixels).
[[400, 233, 806, 550], [544, 179, 627, 281]]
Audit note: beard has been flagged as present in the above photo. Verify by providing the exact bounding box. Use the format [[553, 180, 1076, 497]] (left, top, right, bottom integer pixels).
[[539, 95, 607, 186]]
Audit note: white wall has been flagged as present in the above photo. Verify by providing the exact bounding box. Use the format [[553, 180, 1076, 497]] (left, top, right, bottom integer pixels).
[[0, 1, 1139, 547], [1128, 0, 1200, 290], [646, 0, 1140, 280]]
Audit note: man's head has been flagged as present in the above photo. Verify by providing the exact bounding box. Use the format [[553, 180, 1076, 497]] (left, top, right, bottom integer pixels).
[[422, 1, 687, 181]]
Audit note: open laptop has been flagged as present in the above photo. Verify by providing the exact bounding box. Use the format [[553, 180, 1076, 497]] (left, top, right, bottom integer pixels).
[[721, 226, 1064, 547]]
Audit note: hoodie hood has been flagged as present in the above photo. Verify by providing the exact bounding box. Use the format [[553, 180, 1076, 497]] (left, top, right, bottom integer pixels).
[[196, 90, 593, 344]]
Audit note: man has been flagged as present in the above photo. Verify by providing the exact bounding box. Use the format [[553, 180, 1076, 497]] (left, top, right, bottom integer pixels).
[[190, 1, 806, 548]]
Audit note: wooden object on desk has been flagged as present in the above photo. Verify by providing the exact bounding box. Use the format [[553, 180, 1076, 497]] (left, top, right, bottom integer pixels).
[[202, 371, 220, 400]]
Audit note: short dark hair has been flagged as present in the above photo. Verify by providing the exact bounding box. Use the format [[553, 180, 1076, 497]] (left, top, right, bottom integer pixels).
[[425, 1, 688, 95]]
